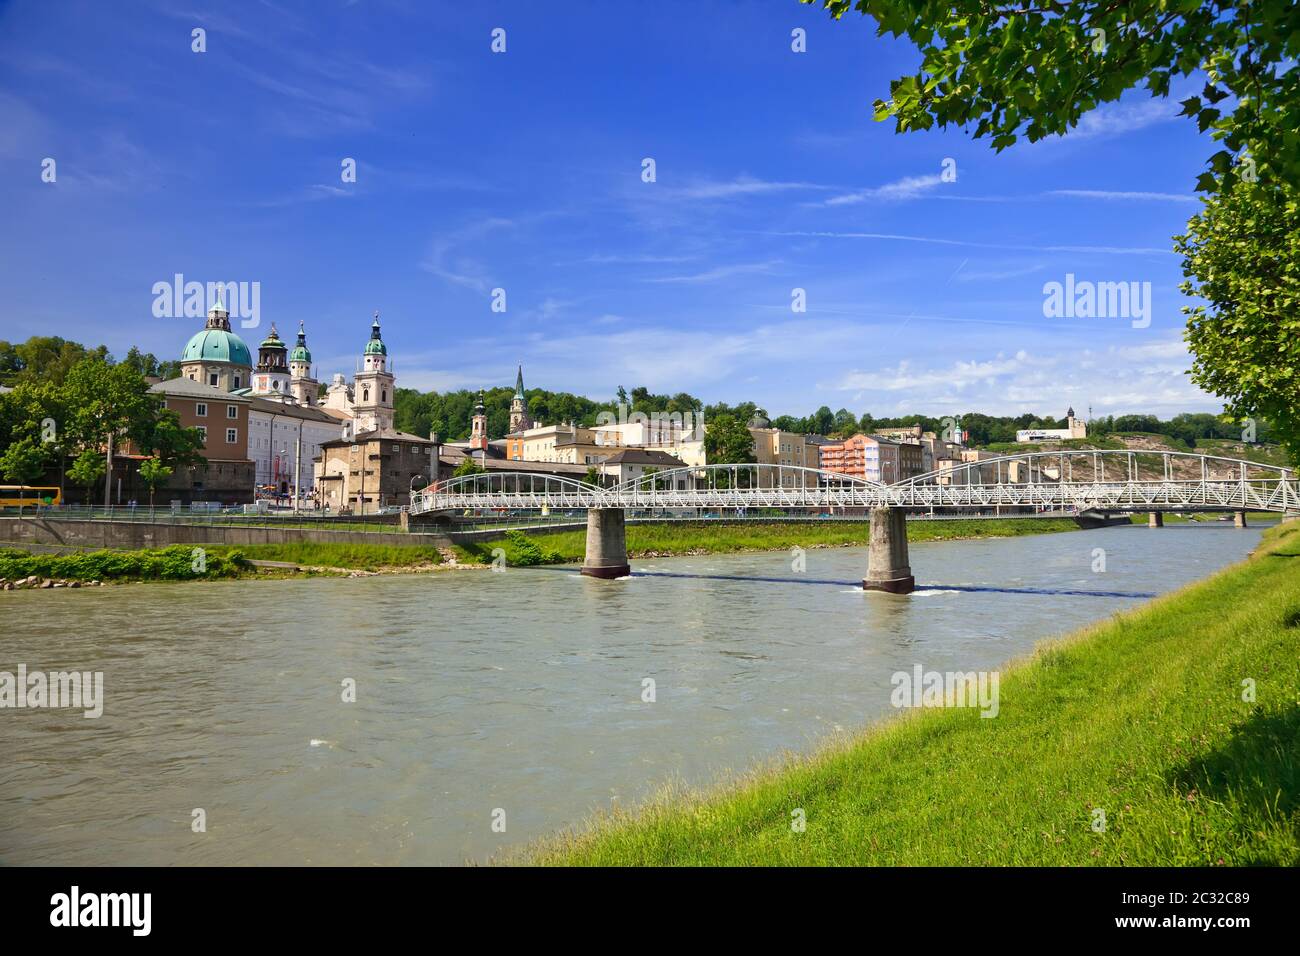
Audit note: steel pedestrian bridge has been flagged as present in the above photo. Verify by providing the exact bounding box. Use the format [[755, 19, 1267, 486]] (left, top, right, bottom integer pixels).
[[411, 450, 1297, 517]]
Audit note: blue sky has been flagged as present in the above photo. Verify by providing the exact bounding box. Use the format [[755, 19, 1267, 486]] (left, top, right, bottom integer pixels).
[[1, 0, 1220, 420]]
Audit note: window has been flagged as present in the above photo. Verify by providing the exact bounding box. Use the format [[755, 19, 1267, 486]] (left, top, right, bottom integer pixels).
[[382, 390, 387, 403], [227, 405, 238, 419], [209, 373, 218, 387], [226, 428, 238, 444], [196, 403, 208, 417], [362, 388, 370, 402], [233, 376, 241, 389], [196, 426, 207, 442]]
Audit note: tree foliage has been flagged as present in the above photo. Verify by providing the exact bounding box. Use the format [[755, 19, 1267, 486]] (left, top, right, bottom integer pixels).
[[1178, 181, 1300, 458], [813, 0, 1300, 192], [704, 414, 756, 464]]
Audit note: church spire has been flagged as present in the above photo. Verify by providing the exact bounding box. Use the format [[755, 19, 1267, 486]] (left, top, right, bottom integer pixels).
[[514, 364, 525, 399]]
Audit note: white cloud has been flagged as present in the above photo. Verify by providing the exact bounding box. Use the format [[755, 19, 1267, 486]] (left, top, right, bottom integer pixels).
[[1049, 189, 1198, 203], [672, 176, 829, 200], [825, 173, 944, 206], [643, 260, 782, 284]]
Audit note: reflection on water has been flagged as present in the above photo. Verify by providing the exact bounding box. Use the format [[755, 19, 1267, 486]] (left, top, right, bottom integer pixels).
[[0, 524, 1267, 864]]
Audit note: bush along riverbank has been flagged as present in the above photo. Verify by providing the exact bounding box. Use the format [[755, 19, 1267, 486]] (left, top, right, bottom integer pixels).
[[0, 542, 452, 586], [528, 523, 1300, 866], [456, 517, 1081, 566], [0, 545, 249, 585]]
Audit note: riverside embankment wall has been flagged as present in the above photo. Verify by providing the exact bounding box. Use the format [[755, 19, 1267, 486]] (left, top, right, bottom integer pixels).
[[0, 518, 452, 550]]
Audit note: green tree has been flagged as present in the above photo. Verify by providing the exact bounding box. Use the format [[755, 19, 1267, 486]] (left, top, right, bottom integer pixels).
[[0, 436, 52, 493], [1178, 182, 1300, 459], [583, 465, 602, 487], [62, 356, 156, 506], [68, 448, 106, 506], [452, 456, 485, 478], [812, 0, 1299, 192], [137, 456, 174, 508], [135, 409, 206, 468], [704, 414, 756, 465]]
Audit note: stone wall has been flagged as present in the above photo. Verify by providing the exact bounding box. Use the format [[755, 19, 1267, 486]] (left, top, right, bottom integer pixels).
[[0, 518, 450, 550]]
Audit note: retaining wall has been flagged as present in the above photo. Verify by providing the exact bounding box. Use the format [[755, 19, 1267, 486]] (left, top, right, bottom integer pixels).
[[0, 518, 451, 550]]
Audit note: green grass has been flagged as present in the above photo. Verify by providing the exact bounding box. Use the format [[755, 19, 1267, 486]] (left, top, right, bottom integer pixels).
[[455, 518, 1080, 565], [206, 541, 443, 570], [0, 545, 249, 581], [529, 524, 1300, 866]]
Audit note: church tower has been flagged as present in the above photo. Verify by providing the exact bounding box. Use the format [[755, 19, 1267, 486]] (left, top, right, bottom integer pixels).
[[289, 321, 318, 406], [470, 390, 489, 451], [509, 365, 532, 433], [253, 323, 292, 398], [353, 311, 395, 433]]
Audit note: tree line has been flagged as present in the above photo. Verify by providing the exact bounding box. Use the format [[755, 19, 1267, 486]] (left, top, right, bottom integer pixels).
[[0, 337, 202, 505]]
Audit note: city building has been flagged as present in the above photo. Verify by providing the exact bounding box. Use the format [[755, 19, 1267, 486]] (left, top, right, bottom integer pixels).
[[1015, 408, 1087, 443], [598, 448, 690, 486], [317, 428, 436, 513], [506, 422, 605, 464], [748, 427, 819, 488], [818, 433, 920, 484], [138, 377, 256, 504]]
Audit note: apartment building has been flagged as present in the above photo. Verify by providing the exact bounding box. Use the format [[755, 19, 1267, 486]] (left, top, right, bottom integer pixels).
[[819, 433, 921, 484], [748, 427, 820, 488], [144, 377, 256, 504], [506, 423, 606, 465]]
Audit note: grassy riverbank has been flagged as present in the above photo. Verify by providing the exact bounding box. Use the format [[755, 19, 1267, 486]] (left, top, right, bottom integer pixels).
[[206, 542, 444, 571], [529, 523, 1300, 866], [0, 545, 250, 582], [0, 541, 446, 584], [456, 517, 1079, 565]]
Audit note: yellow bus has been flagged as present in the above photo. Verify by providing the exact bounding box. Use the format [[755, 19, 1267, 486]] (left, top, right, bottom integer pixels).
[[0, 486, 62, 507]]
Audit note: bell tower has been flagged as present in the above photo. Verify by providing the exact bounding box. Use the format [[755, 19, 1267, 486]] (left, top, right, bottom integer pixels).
[[253, 324, 292, 398], [289, 321, 318, 406], [509, 364, 532, 433], [470, 390, 489, 451], [353, 311, 395, 433]]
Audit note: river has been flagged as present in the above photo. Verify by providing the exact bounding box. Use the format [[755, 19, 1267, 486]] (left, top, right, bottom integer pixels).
[[0, 522, 1269, 865]]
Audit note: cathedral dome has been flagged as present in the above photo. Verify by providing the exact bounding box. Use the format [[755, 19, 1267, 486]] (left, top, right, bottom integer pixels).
[[182, 328, 252, 367]]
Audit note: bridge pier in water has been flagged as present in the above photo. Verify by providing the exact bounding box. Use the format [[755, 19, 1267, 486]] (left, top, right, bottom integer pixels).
[[581, 508, 630, 579], [1148, 512, 1163, 528], [1235, 511, 1248, 528], [863, 507, 915, 594]]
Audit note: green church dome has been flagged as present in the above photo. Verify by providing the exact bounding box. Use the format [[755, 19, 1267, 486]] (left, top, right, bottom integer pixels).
[[182, 328, 252, 367], [290, 344, 311, 362], [364, 317, 387, 356]]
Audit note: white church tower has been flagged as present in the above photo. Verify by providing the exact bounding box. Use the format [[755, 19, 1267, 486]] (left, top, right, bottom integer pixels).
[[289, 321, 318, 406], [352, 311, 394, 433]]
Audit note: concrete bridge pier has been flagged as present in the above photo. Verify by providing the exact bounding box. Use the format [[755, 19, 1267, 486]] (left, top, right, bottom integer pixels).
[[1148, 511, 1163, 527], [1234, 510, 1248, 528], [581, 508, 630, 579], [863, 507, 915, 594]]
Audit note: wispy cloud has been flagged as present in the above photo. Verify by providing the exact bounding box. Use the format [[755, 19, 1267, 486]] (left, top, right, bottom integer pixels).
[[420, 217, 515, 293], [671, 176, 829, 200], [763, 231, 1175, 256], [1069, 96, 1180, 140], [643, 260, 782, 284], [824, 172, 944, 206], [1049, 189, 1198, 203]]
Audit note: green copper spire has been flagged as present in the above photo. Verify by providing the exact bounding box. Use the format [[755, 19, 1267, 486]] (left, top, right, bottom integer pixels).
[[363, 310, 387, 356], [514, 365, 525, 400]]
